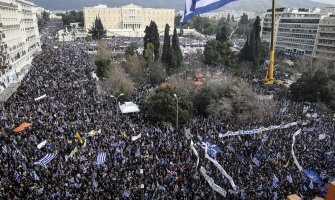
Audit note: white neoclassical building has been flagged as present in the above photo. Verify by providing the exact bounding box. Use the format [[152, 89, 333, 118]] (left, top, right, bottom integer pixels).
[[0, 0, 41, 94], [83, 3, 175, 37]]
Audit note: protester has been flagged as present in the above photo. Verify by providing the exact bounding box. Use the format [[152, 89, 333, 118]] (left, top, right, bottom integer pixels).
[[0, 21, 333, 199]]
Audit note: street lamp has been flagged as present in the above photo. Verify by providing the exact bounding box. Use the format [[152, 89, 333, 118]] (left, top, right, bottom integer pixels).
[[173, 94, 180, 133], [110, 93, 124, 120]]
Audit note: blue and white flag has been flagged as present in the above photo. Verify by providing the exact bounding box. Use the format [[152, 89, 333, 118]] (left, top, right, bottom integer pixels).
[[273, 191, 278, 200], [2, 146, 8, 154], [252, 157, 260, 167], [201, 140, 222, 157], [272, 174, 279, 189], [257, 183, 262, 191], [324, 151, 334, 159], [34, 153, 57, 167], [303, 170, 324, 185], [96, 152, 107, 165], [287, 174, 293, 184], [180, 0, 238, 25], [32, 171, 40, 181], [15, 171, 20, 182]]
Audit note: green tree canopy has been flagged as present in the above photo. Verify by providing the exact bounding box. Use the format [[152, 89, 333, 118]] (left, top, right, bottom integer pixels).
[[161, 24, 172, 67], [95, 58, 114, 78], [125, 43, 139, 57], [89, 17, 106, 40], [144, 43, 154, 64], [143, 21, 160, 61], [171, 28, 183, 69], [240, 16, 262, 66], [148, 87, 192, 124]]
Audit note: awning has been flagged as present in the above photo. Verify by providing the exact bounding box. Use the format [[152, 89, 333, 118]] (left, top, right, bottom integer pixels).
[[119, 102, 140, 114]]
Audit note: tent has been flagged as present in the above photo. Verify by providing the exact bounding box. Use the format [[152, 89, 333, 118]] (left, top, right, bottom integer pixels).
[[119, 102, 140, 114]]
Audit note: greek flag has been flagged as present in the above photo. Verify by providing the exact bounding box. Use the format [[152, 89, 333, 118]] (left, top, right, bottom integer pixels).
[[273, 191, 278, 200], [32, 171, 40, 181], [2, 146, 9, 154], [34, 153, 57, 167], [15, 171, 20, 182], [320, 171, 327, 179], [257, 183, 262, 191], [287, 174, 293, 184], [180, 0, 238, 25], [272, 174, 279, 189], [96, 152, 107, 165], [252, 157, 260, 167]]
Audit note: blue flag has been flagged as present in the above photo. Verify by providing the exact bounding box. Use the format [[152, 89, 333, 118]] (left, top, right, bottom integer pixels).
[[303, 170, 325, 185], [181, 0, 238, 25]]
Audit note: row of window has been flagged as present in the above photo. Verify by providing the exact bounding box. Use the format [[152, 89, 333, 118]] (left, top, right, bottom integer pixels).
[[277, 41, 314, 50], [277, 37, 315, 45], [277, 32, 316, 39], [278, 23, 318, 29], [86, 9, 173, 15], [278, 28, 317, 34]]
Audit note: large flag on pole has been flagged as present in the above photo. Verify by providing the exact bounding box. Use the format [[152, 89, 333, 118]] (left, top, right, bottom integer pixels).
[[180, 0, 238, 25]]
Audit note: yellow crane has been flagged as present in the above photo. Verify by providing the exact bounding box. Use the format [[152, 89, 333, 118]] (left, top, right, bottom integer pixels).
[[264, 0, 285, 85]]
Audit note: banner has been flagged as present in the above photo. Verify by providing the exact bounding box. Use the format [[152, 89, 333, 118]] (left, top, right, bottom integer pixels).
[[291, 129, 303, 172], [34, 94, 47, 101], [205, 149, 237, 190], [219, 122, 299, 138], [37, 140, 47, 149], [131, 133, 142, 141], [190, 140, 200, 169], [200, 166, 227, 197]]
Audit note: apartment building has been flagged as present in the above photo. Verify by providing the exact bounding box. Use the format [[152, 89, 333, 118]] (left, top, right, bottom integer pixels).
[[313, 15, 335, 61], [0, 0, 41, 94], [83, 3, 175, 37], [261, 8, 322, 56]]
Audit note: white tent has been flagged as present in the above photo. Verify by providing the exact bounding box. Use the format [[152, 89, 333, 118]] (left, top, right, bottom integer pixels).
[[119, 102, 140, 114]]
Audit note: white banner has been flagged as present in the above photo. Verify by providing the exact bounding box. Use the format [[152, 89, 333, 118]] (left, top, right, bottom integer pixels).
[[205, 150, 237, 190], [292, 129, 303, 172], [219, 122, 298, 138], [200, 166, 227, 197], [190, 140, 199, 169], [131, 133, 142, 141], [37, 140, 47, 149], [34, 94, 47, 101]]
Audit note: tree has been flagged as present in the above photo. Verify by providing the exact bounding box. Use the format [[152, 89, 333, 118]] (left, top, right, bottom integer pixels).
[[144, 43, 154, 64], [37, 11, 51, 30], [95, 58, 114, 78], [290, 70, 332, 104], [85, 35, 92, 42], [204, 40, 220, 66], [175, 15, 183, 28], [89, 17, 106, 40], [162, 24, 172, 66], [193, 86, 219, 116], [240, 16, 262, 66], [203, 39, 235, 67], [143, 21, 160, 61], [62, 11, 84, 26], [171, 28, 183, 68], [125, 43, 139, 57], [216, 25, 229, 43], [148, 87, 192, 124]]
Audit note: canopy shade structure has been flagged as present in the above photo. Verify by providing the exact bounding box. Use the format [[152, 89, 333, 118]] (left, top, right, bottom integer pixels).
[[119, 102, 140, 114]]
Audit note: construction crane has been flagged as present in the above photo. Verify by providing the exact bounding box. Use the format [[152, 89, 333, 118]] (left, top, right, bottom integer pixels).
[[264, 0, 285, 85]]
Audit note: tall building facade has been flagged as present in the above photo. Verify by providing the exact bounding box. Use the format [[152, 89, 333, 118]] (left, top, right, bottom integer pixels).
[[261, 8, 322, 56], [83, 4, 175, 37], [313, 15, 335, 61], [0, 0, 40, 93]]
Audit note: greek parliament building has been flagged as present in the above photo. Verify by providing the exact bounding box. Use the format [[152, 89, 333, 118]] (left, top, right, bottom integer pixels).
[[261, 7, 335, 61], [83, 4, 175, 37], [0, 0, 41, 95]]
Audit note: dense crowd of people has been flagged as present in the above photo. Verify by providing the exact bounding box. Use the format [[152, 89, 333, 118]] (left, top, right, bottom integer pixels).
[[0, 22, 334, 199]]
